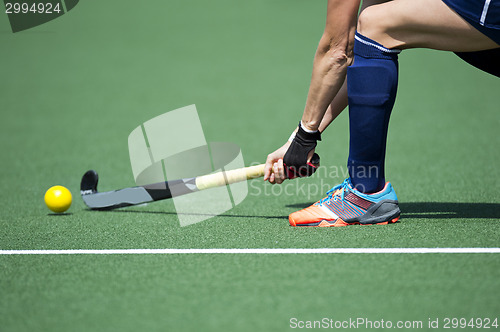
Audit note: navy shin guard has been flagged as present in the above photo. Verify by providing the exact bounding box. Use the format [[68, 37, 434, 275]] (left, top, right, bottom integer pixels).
[[347, 32, 400, 193]]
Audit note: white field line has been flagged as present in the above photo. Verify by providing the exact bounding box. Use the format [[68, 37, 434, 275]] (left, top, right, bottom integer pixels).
[[0, 248, 499, 255]]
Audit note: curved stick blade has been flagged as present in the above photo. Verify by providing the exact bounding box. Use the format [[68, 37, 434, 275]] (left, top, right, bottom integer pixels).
[[81, 170, 99, 195]]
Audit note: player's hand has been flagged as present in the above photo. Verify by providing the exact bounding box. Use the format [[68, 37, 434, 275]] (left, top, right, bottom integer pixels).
[[264, 143, 320, 184], [264, 141, 290, 184], [283, 123, 321, 179]]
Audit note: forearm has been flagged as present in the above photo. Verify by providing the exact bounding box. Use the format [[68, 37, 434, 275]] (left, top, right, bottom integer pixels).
[[318, 78, 348, 133], [301, 46, 350, 131], [265, 0, 360, 184], [300, 0, 360, 132]]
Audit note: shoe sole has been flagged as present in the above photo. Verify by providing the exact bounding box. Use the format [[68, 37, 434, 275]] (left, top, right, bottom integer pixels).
[[290, 215, 400, 227]]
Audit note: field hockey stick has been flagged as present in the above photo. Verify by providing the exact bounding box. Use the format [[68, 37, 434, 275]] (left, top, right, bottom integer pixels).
[[80, 164, 267, 210], [81, 154, 319, 210]]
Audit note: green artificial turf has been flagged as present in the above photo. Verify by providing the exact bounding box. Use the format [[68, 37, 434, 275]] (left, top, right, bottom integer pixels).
[[2, 255, 500, 332], [1, 1, 499, 331]]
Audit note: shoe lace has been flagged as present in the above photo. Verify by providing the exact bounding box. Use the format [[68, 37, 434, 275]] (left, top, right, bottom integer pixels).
[[318, 178, 351, 206]]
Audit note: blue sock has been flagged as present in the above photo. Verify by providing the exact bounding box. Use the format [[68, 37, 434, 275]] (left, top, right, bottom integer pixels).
[[347, 32, 400, 193]]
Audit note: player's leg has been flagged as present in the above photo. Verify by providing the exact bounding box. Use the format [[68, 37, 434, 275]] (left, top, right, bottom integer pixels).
[[346, 0, 400, 193], [357, 0, 500, 51], [290, 0, 499, 226], [333, 0, 400, 193], [347, 0, 499, 193], [346, 31, 400, 193], [287, 0, 402, 226], [317, 0, 393, 133], [359, 0, 500, 76]]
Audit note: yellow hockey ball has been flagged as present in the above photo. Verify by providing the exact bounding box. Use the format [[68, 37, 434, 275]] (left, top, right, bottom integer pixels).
[[44, 185, 72, 213]]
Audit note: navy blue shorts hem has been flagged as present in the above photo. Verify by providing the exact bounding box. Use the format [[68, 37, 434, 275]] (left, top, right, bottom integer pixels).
[[442, 0, 500, 45], [462, 15, 500, 46]]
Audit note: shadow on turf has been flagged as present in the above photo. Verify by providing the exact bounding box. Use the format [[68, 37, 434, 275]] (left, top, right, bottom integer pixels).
[[286, 202, 500, 219], [107, 209, 287, 219], [400, 202, 500, 219], [93, 202, 499, 220]]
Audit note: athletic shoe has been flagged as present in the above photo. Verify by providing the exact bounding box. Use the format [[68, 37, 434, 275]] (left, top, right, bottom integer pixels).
[[289, 178, 400, 227]]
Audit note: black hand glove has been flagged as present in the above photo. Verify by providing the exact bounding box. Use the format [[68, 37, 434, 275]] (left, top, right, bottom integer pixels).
[[283, 123, 321, 179]]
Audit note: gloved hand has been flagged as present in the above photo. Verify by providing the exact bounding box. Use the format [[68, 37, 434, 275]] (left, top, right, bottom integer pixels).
[[283, 123, 321, 179]]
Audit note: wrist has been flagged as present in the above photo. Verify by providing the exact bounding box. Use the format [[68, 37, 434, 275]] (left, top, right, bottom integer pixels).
[[288, 121, 322, 143], [297, 122, 321, 141], [300, 120, 319, 133]]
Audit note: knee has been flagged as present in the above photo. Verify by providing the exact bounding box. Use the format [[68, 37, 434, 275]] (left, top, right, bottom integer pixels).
[[357, 6, 386, 41], [357, 6, 403, 49]]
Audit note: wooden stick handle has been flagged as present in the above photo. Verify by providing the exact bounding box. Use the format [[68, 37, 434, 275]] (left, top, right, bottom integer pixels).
[[195, 164, 265, 191]]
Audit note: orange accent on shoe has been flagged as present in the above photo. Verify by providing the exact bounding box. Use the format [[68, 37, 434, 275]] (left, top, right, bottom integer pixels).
[[390, 216, 400, 223], [331, 218, 349, 227], [360, 215, 400, 226], [289, 205, 335, 227], [315, 218, 350, 227], [290, 217, 349, 228], [361, 221, 386, 226], [318, 220, 332, 227]]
